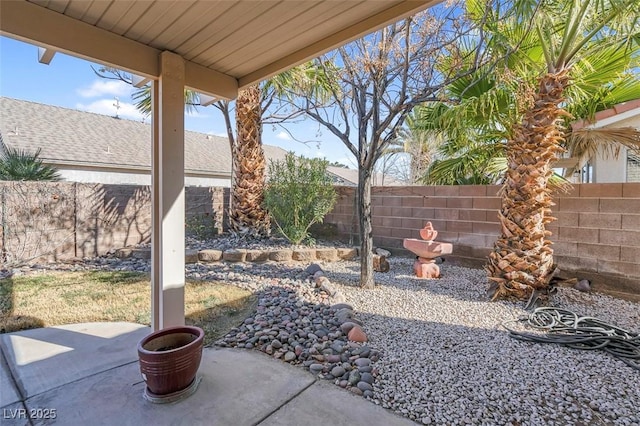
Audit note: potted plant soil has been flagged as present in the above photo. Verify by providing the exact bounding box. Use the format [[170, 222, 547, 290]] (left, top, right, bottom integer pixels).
[[137, 325, 204, 402]]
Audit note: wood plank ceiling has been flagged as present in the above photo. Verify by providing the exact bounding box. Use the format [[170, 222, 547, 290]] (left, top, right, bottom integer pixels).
[[2, 0, 436, 98]]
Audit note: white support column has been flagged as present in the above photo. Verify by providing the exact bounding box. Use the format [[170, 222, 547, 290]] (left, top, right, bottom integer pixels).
[[151, 51, 186, 330]]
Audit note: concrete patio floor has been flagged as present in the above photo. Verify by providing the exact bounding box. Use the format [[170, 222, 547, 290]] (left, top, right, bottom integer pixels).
[[0, 323, 415, 426]]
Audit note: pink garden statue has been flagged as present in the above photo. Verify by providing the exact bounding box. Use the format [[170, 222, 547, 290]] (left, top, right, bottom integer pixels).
[[403, 222, 453, 278]]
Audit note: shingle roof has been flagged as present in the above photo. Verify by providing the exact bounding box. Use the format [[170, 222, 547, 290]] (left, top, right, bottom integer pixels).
[[0, 97, 288, 176], [326, 165, 404, 186]]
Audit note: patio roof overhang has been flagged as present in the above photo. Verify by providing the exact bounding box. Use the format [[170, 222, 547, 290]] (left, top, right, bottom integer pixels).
[[1, 0, 435, 99], [0, 0, 437, 331]]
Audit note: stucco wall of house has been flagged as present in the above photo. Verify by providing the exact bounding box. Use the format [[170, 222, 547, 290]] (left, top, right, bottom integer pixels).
[[54, 165, 231, 187], [591, 114, 640, 183]]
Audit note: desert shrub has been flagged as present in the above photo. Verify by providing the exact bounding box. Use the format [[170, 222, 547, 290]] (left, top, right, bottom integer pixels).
[[264, 153, 337, 245]]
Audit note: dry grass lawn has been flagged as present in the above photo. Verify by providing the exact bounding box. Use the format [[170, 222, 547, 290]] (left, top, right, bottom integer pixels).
[[0, 270, 256, 346]]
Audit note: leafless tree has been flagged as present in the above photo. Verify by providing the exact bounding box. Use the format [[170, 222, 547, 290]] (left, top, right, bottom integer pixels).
[[274, 2, 497, 288]]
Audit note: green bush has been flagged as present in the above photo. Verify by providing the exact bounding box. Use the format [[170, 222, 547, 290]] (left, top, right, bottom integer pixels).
[[264, 153, 337, 245]]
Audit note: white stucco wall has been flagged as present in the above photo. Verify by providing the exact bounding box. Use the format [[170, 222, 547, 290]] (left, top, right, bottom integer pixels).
[[589, 112, 640, 183], [55, 166, 230, 187]]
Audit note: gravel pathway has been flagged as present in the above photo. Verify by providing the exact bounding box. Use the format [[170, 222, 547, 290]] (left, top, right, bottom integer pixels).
[[4, 253, 639, 426]]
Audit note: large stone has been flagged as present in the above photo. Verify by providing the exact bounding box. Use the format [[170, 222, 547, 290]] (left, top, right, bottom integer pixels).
[[269, 249, 293, 262], [337, 247, 358, 260], [246, 250, 270, 262], [315, 248, 338, 262], [131, 248, 151, 260], [374, 247, 391, 257], [115, 248, 133, 259], [306, 263, 324, 275], [185, 249, 199, 264], [292, 249, 316, 262], [223, 249, 246, 262], [198, 249, 222, 262], [348, 326, 367, 343], [373, 254, 389, 272]]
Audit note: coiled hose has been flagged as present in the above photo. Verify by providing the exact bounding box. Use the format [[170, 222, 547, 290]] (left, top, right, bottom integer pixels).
[[504, 307, 640, 371]]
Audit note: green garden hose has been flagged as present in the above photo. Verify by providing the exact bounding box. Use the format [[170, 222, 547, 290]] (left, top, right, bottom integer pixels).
[[503, 307, 640, 371]]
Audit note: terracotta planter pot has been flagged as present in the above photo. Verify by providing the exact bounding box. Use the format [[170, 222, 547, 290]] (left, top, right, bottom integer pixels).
[[137, 326, 204, 396]]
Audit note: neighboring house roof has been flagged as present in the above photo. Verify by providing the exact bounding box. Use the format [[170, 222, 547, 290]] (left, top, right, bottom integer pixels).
[[326, 165, 404, 186], [0, 97, 402, 185], [0, 97, 287, 176], [572, 99, 640, 130]]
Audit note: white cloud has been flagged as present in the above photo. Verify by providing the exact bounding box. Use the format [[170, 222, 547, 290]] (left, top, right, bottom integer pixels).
[[276, 131, 292, 140], [76, 80, 132, 98], [76, 99, 145, 121]]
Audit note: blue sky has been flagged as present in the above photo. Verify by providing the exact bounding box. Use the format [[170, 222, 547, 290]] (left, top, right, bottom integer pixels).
[[0, 36, 355, 166]]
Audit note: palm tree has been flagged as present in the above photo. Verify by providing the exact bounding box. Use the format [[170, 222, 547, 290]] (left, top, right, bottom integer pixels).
[[228, 85, 270, 237], [486, 0, 640, 300], [96, 64, 331, 238], [228, 63, 336, 237], [0, 143, 61, 181], [387, 113, 443, 184]]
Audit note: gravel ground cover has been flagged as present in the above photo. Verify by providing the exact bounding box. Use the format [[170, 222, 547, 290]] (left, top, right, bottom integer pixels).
[[3, 246, 639, 426]]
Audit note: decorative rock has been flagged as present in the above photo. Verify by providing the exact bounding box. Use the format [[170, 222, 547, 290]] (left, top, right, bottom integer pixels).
[[246, 250, 270, 262], [315, 275, 331, 288], [348, 370, 361, 386], [316, 248, 339, 262], [337, 247, 358, 260], [331, 303, 354, 311], [131, 248, 151, 260], [284, 351, 296, 362], [373, 254, 390, 272], [271, 339, 283, 349], [348, 326, 368, 343], [331, 366, 346, 377], [321, 282, 338, 297], [185, 249, 199, 264], [357, 381, 373, 392], [349, 387, 364, 396], [306, 263, 324, 275], [574, 279, 591, 292], [375, 247, 391, 257], [115, 248, 133, 259], [309, 363, 324, 374], [292, 249, 316, 261], [223, 249, 246, 262], [360, 372, 374, 384], [198, 249, 222, 262], [269, 249, 293, 261], [354, 358, 371, 367]]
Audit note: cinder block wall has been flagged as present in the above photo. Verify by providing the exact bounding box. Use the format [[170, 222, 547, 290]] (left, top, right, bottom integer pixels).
[[325, 183, 640, 294], [0, 182, 227, 265]]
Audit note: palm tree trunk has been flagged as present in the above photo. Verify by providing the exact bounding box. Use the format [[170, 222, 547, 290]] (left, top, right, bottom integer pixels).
[[229, 85, 270, 237], [486, 70, 570, 300]]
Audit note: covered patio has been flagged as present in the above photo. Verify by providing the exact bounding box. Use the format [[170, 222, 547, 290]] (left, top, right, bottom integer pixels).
[[0, 0, 437, 330]]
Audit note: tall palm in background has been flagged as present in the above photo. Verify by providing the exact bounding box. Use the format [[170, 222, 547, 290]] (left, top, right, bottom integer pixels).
[[485, 0, 640, 300]]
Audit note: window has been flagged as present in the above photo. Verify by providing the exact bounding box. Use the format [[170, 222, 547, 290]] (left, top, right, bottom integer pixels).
[[627, 149, 640, 182]]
